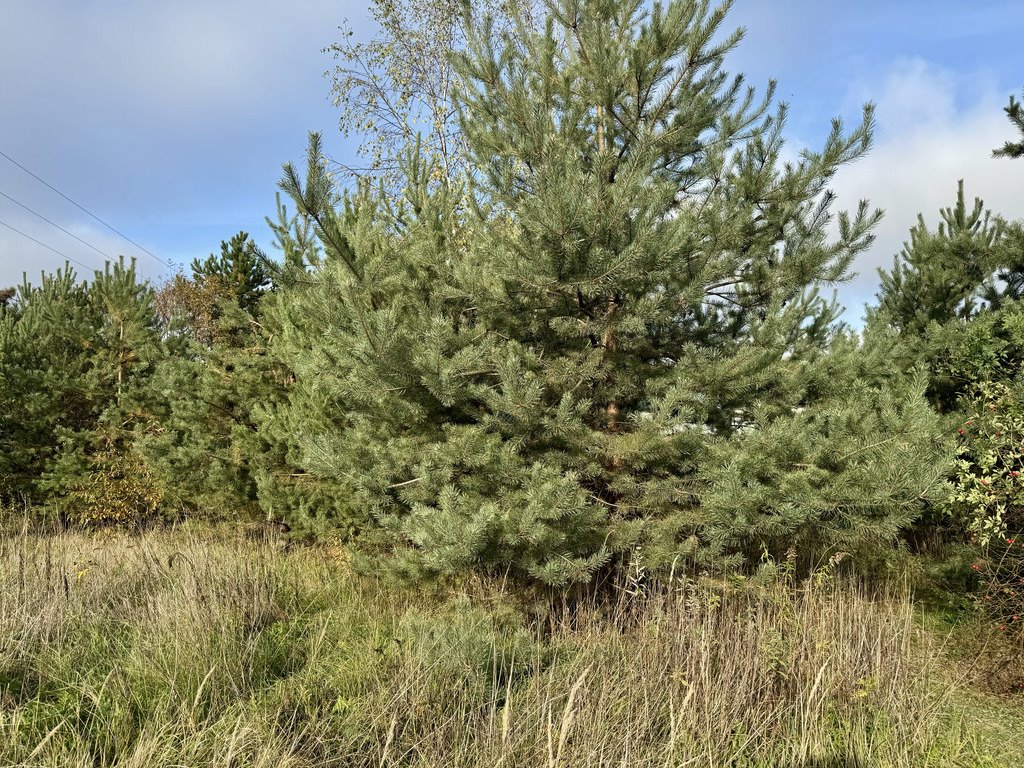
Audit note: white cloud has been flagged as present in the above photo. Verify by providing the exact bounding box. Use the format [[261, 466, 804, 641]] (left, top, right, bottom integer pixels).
[[828, 58, 1022, 319]]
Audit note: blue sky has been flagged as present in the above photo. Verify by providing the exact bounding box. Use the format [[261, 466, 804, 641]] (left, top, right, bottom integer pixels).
[[1, 0, 1021, 321]]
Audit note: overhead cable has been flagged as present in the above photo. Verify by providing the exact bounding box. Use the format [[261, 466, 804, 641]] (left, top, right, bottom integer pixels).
[[0, 189, 113, 262], [0, 149, 173, 270], [0, 217, 93, 271]]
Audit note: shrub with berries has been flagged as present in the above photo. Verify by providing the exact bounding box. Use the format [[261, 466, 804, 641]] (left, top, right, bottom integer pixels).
[[947, 381, 1024, 544]]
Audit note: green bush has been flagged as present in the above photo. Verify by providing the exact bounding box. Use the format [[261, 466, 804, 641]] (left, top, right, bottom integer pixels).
[[948, 381, 1024, 544]]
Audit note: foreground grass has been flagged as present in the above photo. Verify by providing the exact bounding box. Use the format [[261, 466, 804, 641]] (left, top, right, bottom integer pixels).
[[0, 528, 1014, 767]]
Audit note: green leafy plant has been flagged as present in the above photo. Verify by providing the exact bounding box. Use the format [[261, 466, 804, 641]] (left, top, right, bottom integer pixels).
[[948, 381, 1024, 544]]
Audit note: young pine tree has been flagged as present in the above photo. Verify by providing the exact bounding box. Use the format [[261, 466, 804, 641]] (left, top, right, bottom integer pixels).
[[871, 183, 1024, 411], [37, 259, 164, 525], [874, 181, 1003, 340], [140, 233, 282, 521], [0, 268, 97, 505], [867, 101, 1024, 544], [270, 0, 943, 584], [190, 231, 272, 315]]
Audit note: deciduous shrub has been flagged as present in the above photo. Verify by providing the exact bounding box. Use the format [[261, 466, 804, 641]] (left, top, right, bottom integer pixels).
[[948, 381, 1024, 544], [973, 533, 1024, 637]]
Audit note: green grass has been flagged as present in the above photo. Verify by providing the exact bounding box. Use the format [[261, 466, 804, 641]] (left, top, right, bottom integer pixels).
[[0, 527, 1020, 766]]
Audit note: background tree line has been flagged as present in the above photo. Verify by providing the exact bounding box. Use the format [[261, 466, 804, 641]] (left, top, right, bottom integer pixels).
[[1, 0, 1022, 601]]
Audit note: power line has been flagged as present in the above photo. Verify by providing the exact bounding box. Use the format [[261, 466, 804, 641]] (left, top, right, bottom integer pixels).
[[0, 149, 173, 270], [0, 217, 93, 271], [0, 189, 112, 263]]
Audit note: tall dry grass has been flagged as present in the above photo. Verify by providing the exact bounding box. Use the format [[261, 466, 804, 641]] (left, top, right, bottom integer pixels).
[[0, 527, 982, 766]]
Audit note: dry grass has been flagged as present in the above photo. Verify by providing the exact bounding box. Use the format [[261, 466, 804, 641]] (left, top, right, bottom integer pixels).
[[0, 527, 1003, 766]]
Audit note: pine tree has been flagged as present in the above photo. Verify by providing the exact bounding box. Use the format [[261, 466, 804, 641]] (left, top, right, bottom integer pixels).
[[269, 0, 943, 584], [248, 194, 373, 538], [0, 267, 98, 504], [696, 330, 947, 570], [190, 231, 272, 315], [872, 183, 1024, 411], [39, 258, 164, 525], [990, 96, 1024, 307], [265, 192, 321, 286], [140, 233, 280, 521], [874, 181, 1003, 338], [872, 156, 1024, 544], [0, 258, 163, 522]]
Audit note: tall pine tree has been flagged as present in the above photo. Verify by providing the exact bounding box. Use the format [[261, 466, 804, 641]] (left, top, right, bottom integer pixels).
[[267, 0, 944, 584]]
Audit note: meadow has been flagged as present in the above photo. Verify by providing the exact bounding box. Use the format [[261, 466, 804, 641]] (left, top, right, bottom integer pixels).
[[1, 525, 1020, 768]]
